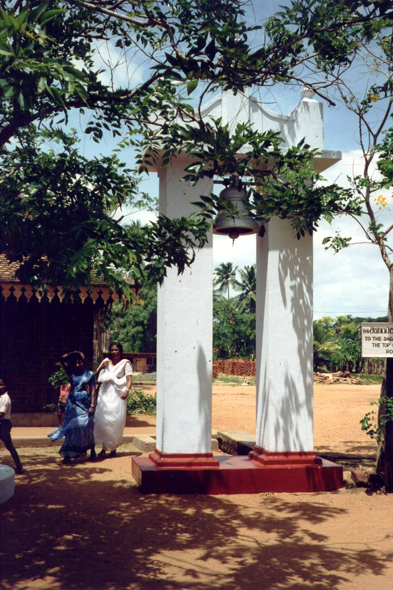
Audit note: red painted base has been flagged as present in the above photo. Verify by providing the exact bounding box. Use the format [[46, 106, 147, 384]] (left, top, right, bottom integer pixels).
[[249, 446, 322, 466], [132, 452, 343, 495], [149, 449, 219, 468]]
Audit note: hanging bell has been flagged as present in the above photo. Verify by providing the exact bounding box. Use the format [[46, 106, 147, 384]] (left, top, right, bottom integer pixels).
[[213, 186, 259, 241]]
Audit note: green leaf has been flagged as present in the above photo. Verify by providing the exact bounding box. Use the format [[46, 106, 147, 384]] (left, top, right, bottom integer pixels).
[[37, 77, 46, 93], [205, 39, 216, 61], [29, 2, 50, 24], [0, 83, 14, 99], [187, 79, 198, 95], [74, 81, 88, 103], [47, 86, 65, 107], [39, 9, 64, 26], [164, 52, 179, 68], [0, 42, 14, 57], [196, 36, 206, 51], [63, 66, 88, 83], [16, 91, 25, 110]]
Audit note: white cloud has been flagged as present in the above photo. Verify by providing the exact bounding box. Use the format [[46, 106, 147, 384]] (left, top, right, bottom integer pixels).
[[314, 219, 389, 319]]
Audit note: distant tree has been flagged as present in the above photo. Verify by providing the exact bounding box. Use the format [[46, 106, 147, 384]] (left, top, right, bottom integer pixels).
[[213, 295, 255, 359], [313, 317, 341, 371], [213, 263, 238, 300], [331, 338, 362, 373], [234, 265, 256, 313], [313, 316, 364, 373], [105, 280, 157, 353]]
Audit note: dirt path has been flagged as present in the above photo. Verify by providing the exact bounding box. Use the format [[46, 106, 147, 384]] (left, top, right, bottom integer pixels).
[[211, 382, 379, 455], [1, 383, 393, 590]]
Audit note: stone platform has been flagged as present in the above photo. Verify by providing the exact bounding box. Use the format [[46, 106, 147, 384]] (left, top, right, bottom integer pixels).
[[132, 453, 343, 495]]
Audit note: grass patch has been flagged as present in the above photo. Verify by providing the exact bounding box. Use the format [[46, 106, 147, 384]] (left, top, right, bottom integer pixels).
[[213, 373, 256, 386], [133, 372, 157, 385], [359, 375, 384, 385]]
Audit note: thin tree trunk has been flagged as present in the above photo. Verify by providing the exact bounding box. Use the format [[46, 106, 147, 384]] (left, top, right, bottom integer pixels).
[[94, 310, 103, 361], [377, 268, 393, 491], [383, 358, 393, 491]]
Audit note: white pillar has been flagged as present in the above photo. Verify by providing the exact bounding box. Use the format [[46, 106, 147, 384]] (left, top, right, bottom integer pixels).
[[156, 165, 214, 454], [255, 218, 314, 453]]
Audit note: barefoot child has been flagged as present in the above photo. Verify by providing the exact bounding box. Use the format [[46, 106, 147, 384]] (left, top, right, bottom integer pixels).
[[0, 377, 23, 474], [57, 382, 71, 426]]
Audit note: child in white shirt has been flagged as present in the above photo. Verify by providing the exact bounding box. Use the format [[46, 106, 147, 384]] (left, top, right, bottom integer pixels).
[[0, 377, 23, 474]]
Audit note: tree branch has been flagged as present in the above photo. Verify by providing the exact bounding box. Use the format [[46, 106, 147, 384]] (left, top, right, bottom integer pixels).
[[68, 0, 152, 27]]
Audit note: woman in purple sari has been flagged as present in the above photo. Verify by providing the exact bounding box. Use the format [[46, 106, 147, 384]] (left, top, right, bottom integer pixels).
[[48, 351, 96, 463]]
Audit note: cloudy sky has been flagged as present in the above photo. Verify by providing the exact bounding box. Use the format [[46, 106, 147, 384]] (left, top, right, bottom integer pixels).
[[71, 1, 391, 321]]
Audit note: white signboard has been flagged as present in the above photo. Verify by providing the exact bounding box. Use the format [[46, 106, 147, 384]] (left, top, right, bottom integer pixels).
[[361, 323, 393, 358]]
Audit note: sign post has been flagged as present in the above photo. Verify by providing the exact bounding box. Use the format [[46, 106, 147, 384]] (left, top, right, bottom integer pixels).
[[361, 323, 393, 358]]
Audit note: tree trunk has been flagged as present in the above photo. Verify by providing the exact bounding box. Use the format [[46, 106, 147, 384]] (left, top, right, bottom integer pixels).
[[384, 358, 393, 491], [93, 310, 101, 361], [377, 268, 393, 491]]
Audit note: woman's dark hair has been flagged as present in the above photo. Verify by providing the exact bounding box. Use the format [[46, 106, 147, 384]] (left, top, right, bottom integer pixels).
[[67, 351, 85, 367], [0, 376, 7, 387], [110, 342, 123, 355]]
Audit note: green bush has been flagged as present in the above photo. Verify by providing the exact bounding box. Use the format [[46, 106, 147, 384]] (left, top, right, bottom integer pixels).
[[361, 396, 393, 441], [127, 389, 156, 415], [42, 403, 58, 413], [48, 363, 69, 388]]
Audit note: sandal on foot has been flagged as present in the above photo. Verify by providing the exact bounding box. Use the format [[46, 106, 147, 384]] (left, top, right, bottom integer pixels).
[[109, 450, 117, 457]]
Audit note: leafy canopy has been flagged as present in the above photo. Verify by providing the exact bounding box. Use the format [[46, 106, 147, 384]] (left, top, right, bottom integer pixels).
[[0, 1, 391, 295]]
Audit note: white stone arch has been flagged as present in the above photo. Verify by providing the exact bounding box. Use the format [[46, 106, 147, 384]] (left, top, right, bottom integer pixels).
[[132, 90, 343, 494]]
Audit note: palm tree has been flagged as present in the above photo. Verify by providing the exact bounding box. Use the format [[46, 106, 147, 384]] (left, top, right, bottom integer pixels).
[[234, 265, 256, 313], [214, 262, 238, 299], [313, 319, 341, 372]]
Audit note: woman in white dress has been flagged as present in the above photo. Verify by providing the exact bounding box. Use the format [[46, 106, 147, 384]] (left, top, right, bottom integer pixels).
[[94, 343, 132, 457]]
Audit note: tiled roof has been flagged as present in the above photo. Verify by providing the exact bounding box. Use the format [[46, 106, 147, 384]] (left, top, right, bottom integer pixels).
[[0, 253, 109, 285], [0, 254, 20, 282]]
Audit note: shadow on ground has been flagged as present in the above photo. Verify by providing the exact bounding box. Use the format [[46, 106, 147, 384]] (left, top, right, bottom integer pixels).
[[315, 441, 377, 469], [0, 450, 392, 590]]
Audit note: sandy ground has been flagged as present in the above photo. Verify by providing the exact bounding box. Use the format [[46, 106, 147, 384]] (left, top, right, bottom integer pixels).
[[1, 383, 393, 590]]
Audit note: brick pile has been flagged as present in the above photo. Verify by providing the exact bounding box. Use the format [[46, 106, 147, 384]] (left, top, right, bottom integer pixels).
[[213, 359, 256, 378], [313, 371, 362, 384]]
